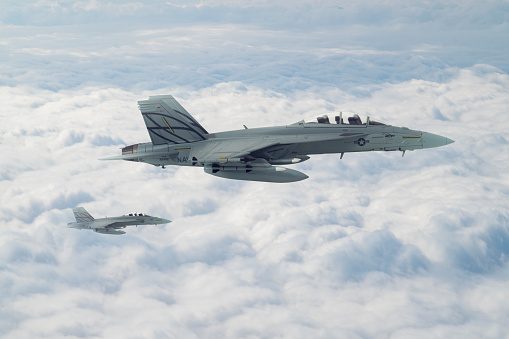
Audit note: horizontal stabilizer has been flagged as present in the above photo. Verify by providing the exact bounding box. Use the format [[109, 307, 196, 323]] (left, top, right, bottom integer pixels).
[[99, 151, 174, 161]]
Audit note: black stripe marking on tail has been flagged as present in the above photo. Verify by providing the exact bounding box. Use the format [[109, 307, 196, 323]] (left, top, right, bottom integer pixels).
[[143, 112, 207, 143]]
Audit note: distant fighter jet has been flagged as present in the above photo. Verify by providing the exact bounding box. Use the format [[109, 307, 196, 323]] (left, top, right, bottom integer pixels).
[[67, 207, 171, 235], [102, 95, 454, 183]]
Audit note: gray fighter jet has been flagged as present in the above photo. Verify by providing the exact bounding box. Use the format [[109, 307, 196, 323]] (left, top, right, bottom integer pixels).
[[67, 207, 171, 235], [102, 95, 454, 183]]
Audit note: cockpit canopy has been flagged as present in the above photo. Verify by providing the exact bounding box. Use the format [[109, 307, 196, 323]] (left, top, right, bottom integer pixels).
[[125, 213, 149, 217], [296, 112, 387, 126]]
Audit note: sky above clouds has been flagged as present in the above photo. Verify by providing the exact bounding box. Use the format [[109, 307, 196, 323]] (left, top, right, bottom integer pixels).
[[1, 1, 509, 338]]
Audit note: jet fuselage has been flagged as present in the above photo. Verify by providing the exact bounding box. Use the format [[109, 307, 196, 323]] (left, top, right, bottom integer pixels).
[[122, 123, 452, 168], [68, 207, 171, 235], [103, 95, 454, 182], [67, 215, 168, 230]]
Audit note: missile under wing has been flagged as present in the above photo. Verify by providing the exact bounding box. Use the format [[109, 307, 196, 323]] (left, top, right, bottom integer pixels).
[[67, 207, 171, 235], [101, 95, 454, 183]]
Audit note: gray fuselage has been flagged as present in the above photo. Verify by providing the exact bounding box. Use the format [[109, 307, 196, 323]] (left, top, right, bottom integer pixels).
[[67, 216, 169, 230], [103, 95, 454, 182], [126, 122, 450, 168]]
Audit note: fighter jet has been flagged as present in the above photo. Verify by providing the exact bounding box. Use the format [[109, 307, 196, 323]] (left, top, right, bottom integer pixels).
[[67, 207, 171, 235], [102, 95, 454, 183]]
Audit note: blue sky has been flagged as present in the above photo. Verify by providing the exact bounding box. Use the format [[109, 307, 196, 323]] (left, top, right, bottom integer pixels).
[[1, 1, 509, 338]]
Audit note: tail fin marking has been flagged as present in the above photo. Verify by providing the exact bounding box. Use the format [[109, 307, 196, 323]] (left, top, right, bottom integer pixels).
[[138, 95, 208, 145], [73, 207, 94, 222]]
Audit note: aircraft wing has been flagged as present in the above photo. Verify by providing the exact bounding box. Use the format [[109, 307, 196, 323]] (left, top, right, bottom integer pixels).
[[100, 151, 177, 161], [196, 137, 281, 162], [197, 132, 371, 164], [101, 222, 126, 229], [197, 138, 310, 182], [91, 220, 127, 229]]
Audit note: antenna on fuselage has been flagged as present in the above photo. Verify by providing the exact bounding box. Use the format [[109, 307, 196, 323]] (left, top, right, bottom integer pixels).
[[335, 112, 343, 125]]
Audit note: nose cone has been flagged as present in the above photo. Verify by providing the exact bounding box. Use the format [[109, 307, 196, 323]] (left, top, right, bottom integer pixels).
[[422, 132, 455, 149], [160, 218, 172, 224]]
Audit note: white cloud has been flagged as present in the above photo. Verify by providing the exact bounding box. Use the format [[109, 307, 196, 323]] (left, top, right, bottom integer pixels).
[[1, 1, 509, 338], [2, 68, 509, 337], [1, 1, 508, 92]]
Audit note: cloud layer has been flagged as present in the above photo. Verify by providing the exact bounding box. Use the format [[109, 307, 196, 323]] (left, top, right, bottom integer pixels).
[[2, 1, 508, 93], [1, 1, 509, 338]]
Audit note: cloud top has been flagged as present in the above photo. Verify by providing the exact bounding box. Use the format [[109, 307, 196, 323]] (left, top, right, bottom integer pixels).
[[2, 0, 509, 337]]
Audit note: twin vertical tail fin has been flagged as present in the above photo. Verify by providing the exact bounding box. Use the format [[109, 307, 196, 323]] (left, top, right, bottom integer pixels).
[[138, 95, 208, 145], [72, 207, 94, 222]]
